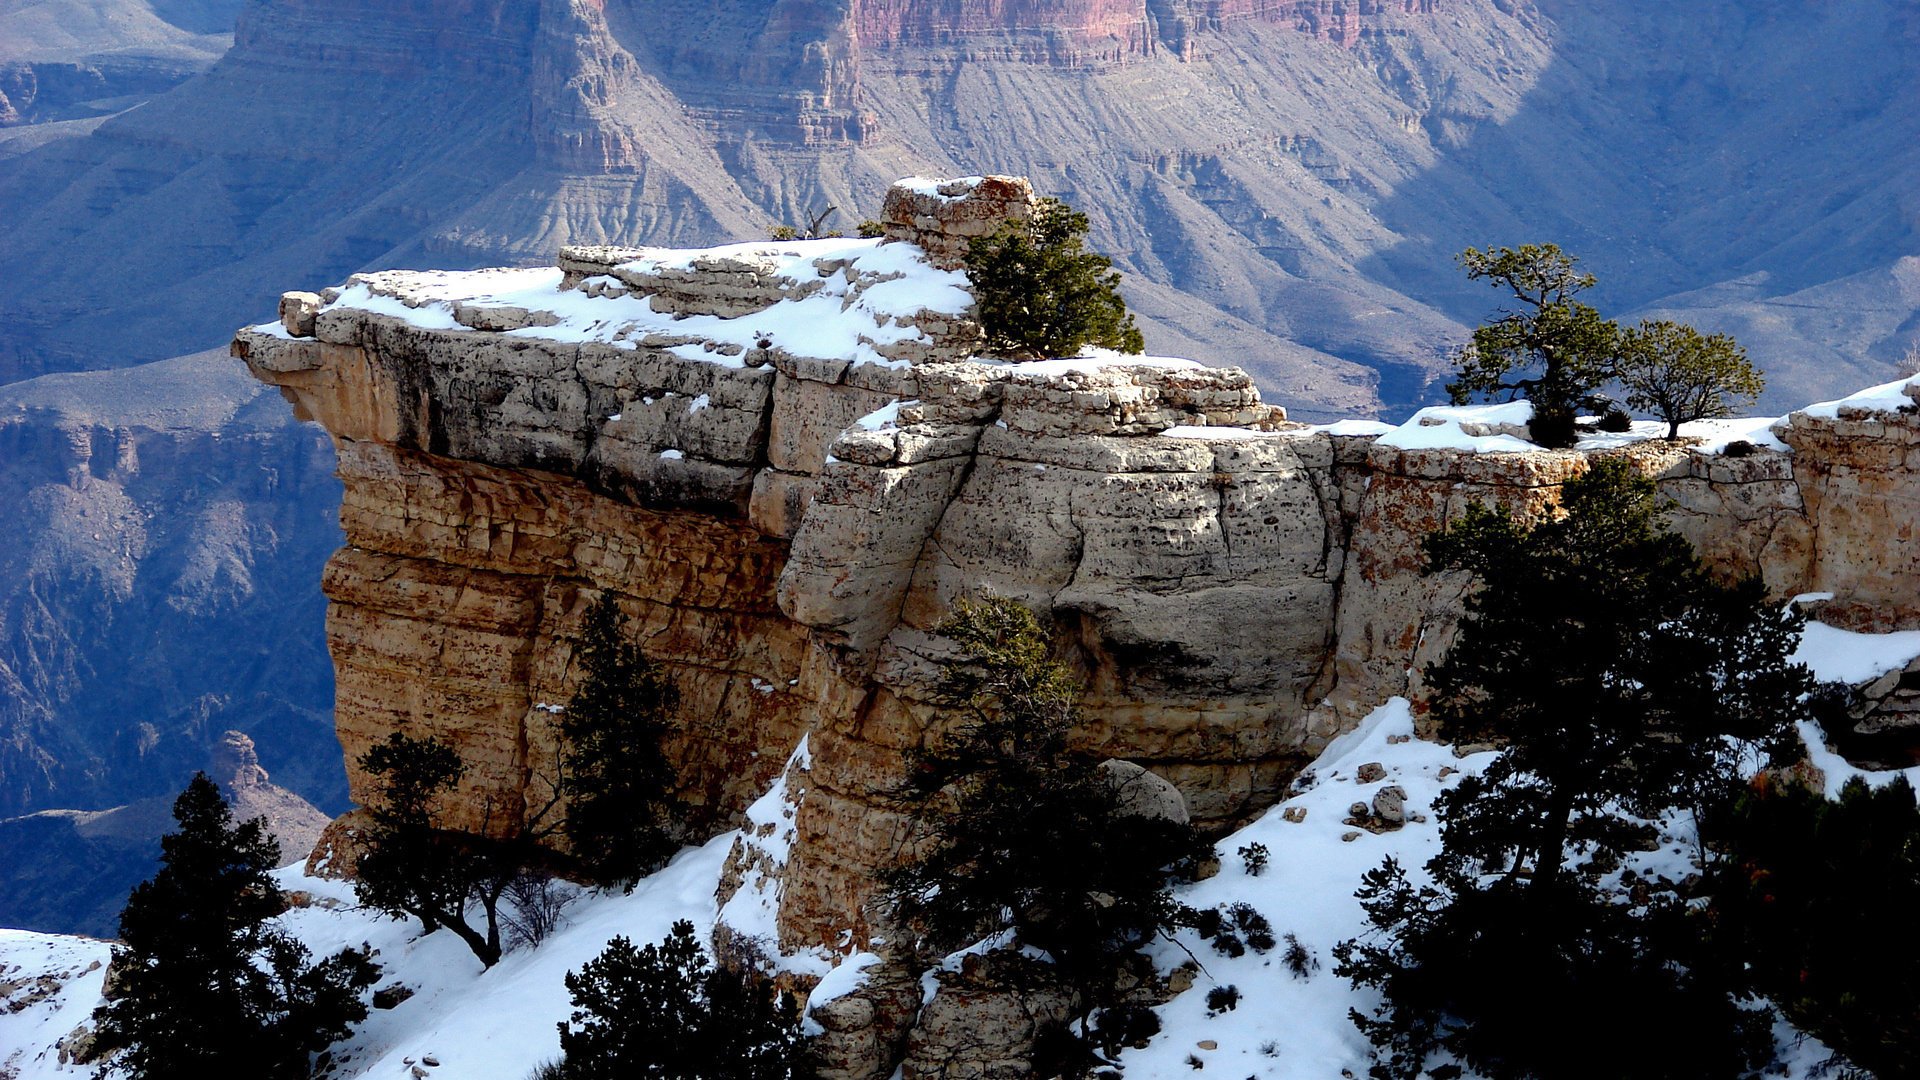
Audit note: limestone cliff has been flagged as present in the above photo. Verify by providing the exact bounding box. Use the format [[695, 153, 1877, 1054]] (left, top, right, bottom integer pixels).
[[237, 175, 1920, 1078]]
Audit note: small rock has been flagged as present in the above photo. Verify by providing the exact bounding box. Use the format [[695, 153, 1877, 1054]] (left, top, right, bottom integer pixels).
[[1347, 801, 1371, 821], [1341, 831, 1361, 843], [1386, 733, 1411, 745], [422, 1056, 440, 1067], [372, 984, 414, 1010], [1437, 766, 1456, 780], [1197, 1040, 1218, 1051], [1356, 762, 1386, 783], [1371, 785, 1408, 826], [412, 1068, 429, 1080], [1165, 966, 1197, 995], [1192, 855, 1222, 881], [1282, 806, 1307, 824]]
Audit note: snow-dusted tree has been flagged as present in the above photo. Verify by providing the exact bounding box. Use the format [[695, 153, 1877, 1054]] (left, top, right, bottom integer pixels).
[[92, 774, 378, 1079], [879, 597, 1201, 1055], [1615, 319, 1765, 438], [1336, 459, 1810, 1079]]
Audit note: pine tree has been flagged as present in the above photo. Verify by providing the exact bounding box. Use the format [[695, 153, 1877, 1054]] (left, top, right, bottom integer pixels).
[[1446, 244, 1622, 448], [965, 197, 1145, 359], [554, 920, 809, 1079], [879, 598, 1200, 1045], [1335, 459, 1810, 1079], [1615, 319, 1766, 438], [559, 593, 676, 887], [92, 774, 378, 1079]]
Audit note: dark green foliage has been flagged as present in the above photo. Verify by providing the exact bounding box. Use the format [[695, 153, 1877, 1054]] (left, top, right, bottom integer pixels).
[[560, 593, 677, 886], [92, 774, 378, 1079], [965, 198, 1144, 359], [1237, 841, 1269, 877], [355, 732, 542, 968], [879, 597, 1200, 1035], [553, 920, 810, 1079], [1334, 460, 1812, 1079], [1446, 244, 1621, 447], [857, 219, 885, 238], [1617, 319, 1765, 438], [1205, 985, 1240, 1013], [1705, 776, 1920, 1077]]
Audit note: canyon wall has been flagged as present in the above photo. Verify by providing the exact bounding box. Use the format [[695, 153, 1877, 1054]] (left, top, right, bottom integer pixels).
[[236, 175, 1920, 1077]]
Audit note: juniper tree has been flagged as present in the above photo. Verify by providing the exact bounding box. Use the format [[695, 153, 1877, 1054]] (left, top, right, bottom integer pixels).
[[965, 197, 1145, 359], [559, 592, 677, 887], [879, 598, 1200, 1049], [92, 774, 378, 1079], [1447, 244, 1621, 448], [1335, 459, 1811, 1080], [553, 920, 809, 1079], [1615, 319, 1765, 438], [354, 732, 545, 968]]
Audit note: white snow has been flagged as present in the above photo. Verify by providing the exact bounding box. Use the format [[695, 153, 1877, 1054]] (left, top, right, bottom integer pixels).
[[687, 394, 711, 412], [1112, 697, 1841, 1078], [894, 175, 988, 199], [1790, 372, 1920, 421], [1792, 621, 1920, 685], [0, 930, 111, 1080], [1675, 414, 1791, 453], [658, 449, 684, 460], [800, 951, 884, 1036], [1376, 400, 1538, 453], [714, 739, 841, 982], [245, 320, 297, 340], [852, 400, 909, 431], [321, 239, 973, 372]]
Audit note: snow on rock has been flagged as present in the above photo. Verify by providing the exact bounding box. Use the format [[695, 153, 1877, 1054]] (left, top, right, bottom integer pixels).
[[1117, 697, 1842, 1078], [1792, 621, 1920, 685], [1786, 372, 1920, 422], [1376, 400, 1537, 453], [323, 237, 974, 372], [268, 835, 735, 1080], [1005, 352, 1203, 378], [1310, 418, 1395, 437], [1160, 424, 1279, 441], [715, 738, 839, 981], [800, 951, 885, 1036], [0, 930, 111, 1080]]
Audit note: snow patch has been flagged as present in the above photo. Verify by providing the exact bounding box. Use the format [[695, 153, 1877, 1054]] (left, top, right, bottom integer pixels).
[[1376, 400, 1537, 453], [1792, 621, 1920, 685]]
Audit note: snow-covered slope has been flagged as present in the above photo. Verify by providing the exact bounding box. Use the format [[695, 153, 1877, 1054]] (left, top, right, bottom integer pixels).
[[13, 618, 1920, 1078]]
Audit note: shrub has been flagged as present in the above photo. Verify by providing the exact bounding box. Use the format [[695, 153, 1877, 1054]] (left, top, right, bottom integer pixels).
[[1091, 1004, 1162, 1056], [501, 869, 577, 952], [1226, 903, 1275, 953], [92, 775, 379, 1078], [1205, 985, 1240, 1014], [1236, 842, 1269, 877], [554, 920, 810, 1079], [1281, 933, 1318, 979], [965, 197, 1144, 359], [857, 219, 885, 238]]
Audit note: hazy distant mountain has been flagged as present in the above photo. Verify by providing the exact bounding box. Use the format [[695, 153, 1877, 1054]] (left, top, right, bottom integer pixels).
[[2, 0, 1912, 418], [0, 350, 343, 819]]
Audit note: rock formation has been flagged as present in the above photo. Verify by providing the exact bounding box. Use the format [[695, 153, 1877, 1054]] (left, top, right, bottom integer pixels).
[[237, 175, 1920, 1079]]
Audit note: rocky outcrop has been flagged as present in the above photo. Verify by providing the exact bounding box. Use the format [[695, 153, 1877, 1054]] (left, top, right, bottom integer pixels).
[[239, 175, 1920, 1080]]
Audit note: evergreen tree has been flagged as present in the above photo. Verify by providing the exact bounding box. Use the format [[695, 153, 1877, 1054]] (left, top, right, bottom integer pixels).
[[93, 774, 378, 1079], [1446, 244, 1622, 448], [553, 920, 810, 1079], [559, 593, 677, 886], [354, 732, 534, 968], [1615, 319, 1766, 438], [879, 598, 1201, 1047], [965, 197, 1145, 359], [1335, 459, 1810, 1080], [1706, 775, 1920, 1077]]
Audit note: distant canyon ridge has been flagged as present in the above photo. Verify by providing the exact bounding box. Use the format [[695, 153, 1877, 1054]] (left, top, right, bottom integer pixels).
[[2, 0, 1916, 418]]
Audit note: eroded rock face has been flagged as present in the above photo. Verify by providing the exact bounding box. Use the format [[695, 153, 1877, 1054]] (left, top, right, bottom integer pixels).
[[238, 175, 1920, 1080]]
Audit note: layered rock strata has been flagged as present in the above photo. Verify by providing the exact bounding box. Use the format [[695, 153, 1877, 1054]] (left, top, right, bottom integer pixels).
[[238, 175, 1920, 1078]]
